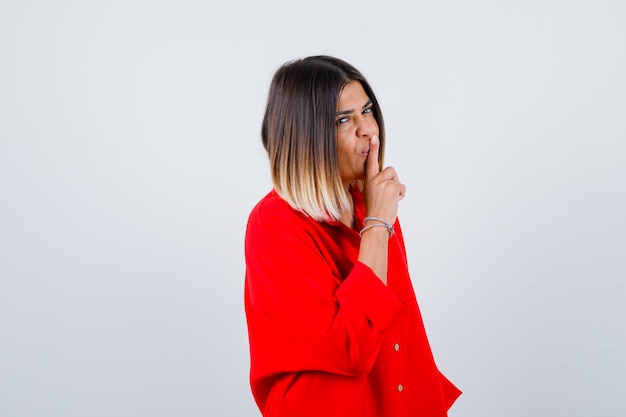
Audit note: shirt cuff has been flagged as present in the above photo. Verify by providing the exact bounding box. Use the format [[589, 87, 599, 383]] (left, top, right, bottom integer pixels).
[[336, 261, 408, 334]]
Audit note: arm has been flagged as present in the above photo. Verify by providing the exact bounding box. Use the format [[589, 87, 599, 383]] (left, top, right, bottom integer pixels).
[[358, 135, 406, 283]]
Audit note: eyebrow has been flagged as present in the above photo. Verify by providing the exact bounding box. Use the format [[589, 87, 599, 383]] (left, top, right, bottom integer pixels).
[[336, 99, 373, 116]]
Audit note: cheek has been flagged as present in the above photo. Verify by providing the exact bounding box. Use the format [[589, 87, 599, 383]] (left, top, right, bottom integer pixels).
[[371, 118, 380, 135], [336, 139, 354, 173], [337, 146, 349, 168], [336, 134, 349, 156]]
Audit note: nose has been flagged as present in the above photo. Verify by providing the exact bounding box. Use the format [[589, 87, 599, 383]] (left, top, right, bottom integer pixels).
[[356, 116, 378, 139]]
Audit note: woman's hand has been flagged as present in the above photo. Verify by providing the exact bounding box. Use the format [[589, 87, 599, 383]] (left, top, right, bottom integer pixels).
[[363, 135, 406, 225], [358, 135, 405, 284]]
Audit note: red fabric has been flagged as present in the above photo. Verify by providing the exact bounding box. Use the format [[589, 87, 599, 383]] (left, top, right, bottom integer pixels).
[[244, 188, 461, 417]]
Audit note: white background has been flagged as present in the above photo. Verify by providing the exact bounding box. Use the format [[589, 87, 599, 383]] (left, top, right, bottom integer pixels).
[[1, 1, 625, 416]]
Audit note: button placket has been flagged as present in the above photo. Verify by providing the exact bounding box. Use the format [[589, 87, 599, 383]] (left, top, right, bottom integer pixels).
[[391, 341, 403, 393]]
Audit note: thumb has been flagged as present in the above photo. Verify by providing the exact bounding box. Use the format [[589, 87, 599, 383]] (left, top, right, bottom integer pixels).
[[365, 135, 380, 180]]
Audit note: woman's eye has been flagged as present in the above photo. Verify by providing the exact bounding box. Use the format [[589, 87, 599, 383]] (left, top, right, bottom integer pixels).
[[337, 117, 349, 124], [363, 107, 373, 114]]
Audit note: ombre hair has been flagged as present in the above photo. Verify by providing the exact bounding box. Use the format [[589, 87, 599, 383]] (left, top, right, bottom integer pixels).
[[261, 55, 385, 222]]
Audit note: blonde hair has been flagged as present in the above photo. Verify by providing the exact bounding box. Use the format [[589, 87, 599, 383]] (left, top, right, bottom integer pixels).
[[261, 56, 385, 222]]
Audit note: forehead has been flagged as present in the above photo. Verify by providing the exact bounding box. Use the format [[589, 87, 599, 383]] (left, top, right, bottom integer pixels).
[[338, 81, 369, 108]]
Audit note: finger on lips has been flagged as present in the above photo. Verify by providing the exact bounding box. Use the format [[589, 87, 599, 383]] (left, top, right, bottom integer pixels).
[[366, 135, 380, 179]]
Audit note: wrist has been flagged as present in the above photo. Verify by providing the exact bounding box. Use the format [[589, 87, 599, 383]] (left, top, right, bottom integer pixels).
[[360, 216, 395, 238]]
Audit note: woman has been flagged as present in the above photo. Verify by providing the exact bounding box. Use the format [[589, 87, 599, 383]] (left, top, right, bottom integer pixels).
[[244, 56, 461, 417]]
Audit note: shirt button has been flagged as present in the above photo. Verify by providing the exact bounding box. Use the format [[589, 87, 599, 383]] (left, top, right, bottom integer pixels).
[[397, 384, 403, 392], [394, 343, 400, 351]]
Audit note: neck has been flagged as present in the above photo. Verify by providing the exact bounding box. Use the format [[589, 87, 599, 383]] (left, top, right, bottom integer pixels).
[[339, 189, 355, 228]]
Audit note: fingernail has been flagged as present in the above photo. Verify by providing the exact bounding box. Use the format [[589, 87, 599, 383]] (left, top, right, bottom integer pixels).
[[372, 135, 379, 144]]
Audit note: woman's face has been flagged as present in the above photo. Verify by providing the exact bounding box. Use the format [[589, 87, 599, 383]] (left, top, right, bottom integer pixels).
[[336, 81, 379, 188]]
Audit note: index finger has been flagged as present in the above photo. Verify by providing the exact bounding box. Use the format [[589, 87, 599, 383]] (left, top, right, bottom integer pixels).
[[365, 135, 380, 180]]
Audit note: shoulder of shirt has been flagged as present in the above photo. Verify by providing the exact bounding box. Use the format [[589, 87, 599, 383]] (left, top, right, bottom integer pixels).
[[245, 190, 328, 254], [248, 189, 310, 226]]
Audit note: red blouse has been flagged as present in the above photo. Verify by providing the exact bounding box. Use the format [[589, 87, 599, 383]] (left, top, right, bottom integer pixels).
[[244, 188, 461, 417]]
